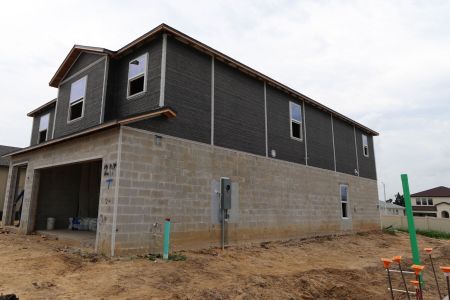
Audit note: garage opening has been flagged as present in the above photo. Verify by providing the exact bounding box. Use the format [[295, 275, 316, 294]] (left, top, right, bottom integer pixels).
[[35, 160, 102, 248]]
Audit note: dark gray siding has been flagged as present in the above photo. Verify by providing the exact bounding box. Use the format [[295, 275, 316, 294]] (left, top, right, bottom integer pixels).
[[104, 36, 162, 121], [65, 53, 105, 79], [305, 104, 334, 171], [214, 60, 265, 156], [53, 59, 106, 138], [266, 86, 305, 164], [355, 128, 377, 179], [333, 117, 358, 176], [30, 107, 55, 146], [131, 36, 211, 144]]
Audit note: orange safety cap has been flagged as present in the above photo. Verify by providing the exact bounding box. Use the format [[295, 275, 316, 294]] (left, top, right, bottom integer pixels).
[[392, 255, 402, 263], [410, 280, 420, 287], [411, 264, 425, 275], [440, 266, 450, 273], [381, 258, 393, 269], [424, 247, 433, 254]]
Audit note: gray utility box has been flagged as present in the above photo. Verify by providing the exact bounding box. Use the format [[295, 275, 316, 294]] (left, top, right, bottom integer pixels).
[[220, 177, 232, 210]]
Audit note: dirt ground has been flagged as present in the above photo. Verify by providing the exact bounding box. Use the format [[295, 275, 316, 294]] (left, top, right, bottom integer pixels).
[[0, 229, 448, 300]]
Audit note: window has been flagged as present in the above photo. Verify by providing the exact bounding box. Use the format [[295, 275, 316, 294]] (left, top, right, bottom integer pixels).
[[127, 53, 148, 98], [362, 134, 369, 157], [416, 198, 421, 205], [37, 113, 50, 143], [289, 101, 303, 140], [428, 198, 433, 205], [68, 76, 87, 122], [421, 198, 427, 205], [340, 184, 349, 218]]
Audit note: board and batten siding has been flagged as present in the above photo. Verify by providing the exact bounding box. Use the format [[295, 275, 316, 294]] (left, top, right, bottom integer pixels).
[[126, 37, 376, 180], [333, 117, 359, 176], [65, 53, 105, 79], [355, 127, 377, 180], [130, 36, 212, 144], [304, 104, 335, 171], [266, 86, 306, 164], [53, 58, 106, 138], [47, 33, 376, 180], [214, 60, 266, 156], [104, 36, 162, 121], [30, 106, 55, 146]]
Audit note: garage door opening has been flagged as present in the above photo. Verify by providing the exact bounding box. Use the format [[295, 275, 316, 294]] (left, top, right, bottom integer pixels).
[[35, 160, 102, 248]]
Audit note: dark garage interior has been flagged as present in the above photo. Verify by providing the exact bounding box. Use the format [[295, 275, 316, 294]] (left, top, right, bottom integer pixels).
[[35, 160, 102, 231]]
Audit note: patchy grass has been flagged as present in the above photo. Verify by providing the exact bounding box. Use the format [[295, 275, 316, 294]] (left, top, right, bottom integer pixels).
[[393, 227, 450, 240], [415, 229, 450, 240], [145, 253, 187, 261], [382, 226, 397, 235]]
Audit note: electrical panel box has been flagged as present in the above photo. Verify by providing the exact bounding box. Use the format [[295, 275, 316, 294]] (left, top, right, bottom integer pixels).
[[220, 177, 232, 210]]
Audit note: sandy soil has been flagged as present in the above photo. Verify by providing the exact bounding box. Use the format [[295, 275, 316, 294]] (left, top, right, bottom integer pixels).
[[0, 229, 448, 300]]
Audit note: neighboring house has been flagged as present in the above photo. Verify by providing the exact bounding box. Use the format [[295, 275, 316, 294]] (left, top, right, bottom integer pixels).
[[0, 146, 21, 219], [411, 186, 450, 218], [379, 200, 405, 216], [2, 24, 379, 256]]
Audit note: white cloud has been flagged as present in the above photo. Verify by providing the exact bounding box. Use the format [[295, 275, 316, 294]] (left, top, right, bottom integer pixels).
[[0, 0, 449, 198]]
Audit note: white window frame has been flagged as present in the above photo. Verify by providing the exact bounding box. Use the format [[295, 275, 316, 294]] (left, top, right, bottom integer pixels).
[[289, 101, 303, 141], [362, 134, 369, 157], [127, 53, 148, 100], [37, 113, 50, 143], [67, 75, 87, 123], [340, 184, 350, 219]]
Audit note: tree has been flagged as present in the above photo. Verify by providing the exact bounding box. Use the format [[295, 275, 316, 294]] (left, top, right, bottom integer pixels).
[[393, 193, 405, 207]]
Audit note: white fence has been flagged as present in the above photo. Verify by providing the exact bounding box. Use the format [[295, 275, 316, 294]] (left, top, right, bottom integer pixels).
[[381, 215, 450, 233]]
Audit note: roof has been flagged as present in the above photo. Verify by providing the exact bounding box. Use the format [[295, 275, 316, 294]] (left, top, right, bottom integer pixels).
[[49, 45, 112, 88], [47, 23, 378, 136], [379, 200, 405, 210], [4, 107, 176, 157], [0, 145, 21, 166], [411, 186, 450, 198], [27, 98, 56, 117]]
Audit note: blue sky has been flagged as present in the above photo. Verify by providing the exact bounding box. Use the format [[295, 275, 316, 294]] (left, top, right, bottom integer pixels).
[[1, 0, 449, 199]]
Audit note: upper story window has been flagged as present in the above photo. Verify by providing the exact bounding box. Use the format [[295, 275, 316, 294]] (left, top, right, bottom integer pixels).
[[340, 184, 349, 218], [127, 53, 148, 98], [289, 101, 303, 140], [38, 113, 50, 143], [68, 76, 87, 122], [415, 197, 434, 206], [362, 134, 369, 157]]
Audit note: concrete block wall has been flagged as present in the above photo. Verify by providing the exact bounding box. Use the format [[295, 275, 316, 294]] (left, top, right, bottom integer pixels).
[[2, 128, 120, 255], [115, 126, 380, 255]]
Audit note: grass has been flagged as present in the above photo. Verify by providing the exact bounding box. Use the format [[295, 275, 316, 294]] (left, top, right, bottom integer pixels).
[[146, 253, 187, 261], [384, 226, 450, 239]]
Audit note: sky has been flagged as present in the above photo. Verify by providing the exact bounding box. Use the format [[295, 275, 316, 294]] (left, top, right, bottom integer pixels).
[[0, 0, 449, 200]]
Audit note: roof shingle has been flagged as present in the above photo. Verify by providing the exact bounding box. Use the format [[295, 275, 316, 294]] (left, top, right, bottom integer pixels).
[[0, 145, 21, 166], [410, 186, 450, 197]]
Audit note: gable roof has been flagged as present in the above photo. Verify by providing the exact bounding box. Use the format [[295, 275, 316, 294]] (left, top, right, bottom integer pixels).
[[49, 45, 112, 88], [48, 23, 378, 136], [27, 98, 57, 117], [411, 186, 450, 197], [0, 145, 21, 166]]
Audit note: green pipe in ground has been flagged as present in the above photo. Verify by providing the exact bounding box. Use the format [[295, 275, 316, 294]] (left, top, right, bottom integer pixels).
[[401, 174, 423, 282], [163, 218, 171, 260]]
